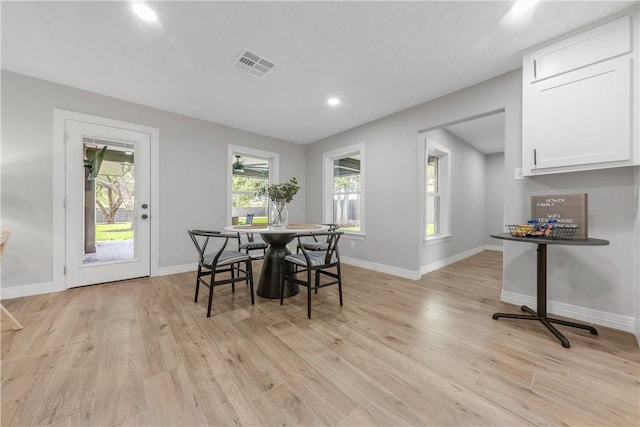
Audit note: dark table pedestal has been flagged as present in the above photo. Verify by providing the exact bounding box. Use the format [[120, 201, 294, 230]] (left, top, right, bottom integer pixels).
[[257, 232, 299, 299]]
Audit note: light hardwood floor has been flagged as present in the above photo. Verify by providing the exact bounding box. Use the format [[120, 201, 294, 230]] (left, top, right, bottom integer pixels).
[[1, 250, 639, 426]]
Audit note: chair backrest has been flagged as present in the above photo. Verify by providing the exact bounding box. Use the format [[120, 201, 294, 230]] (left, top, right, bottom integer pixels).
[[297, 231, 343, 265], [187, 230, 240, 265], [316, 224, 339, 242], [246, 213, 254, 225]]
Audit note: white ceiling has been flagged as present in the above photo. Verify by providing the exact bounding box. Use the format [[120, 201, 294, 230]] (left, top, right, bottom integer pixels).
[[1, 1, 635, 145], [445, 112, 506, 154]]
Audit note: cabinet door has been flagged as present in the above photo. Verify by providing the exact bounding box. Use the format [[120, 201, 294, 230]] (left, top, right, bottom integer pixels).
[[529, 56, 631, 170], [529, 15, 630, 82]]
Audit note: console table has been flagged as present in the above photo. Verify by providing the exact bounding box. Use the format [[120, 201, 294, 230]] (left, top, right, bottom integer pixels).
[[490, 233, 609, 348]]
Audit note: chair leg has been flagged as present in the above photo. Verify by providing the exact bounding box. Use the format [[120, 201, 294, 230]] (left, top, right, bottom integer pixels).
[[246, 254, 251, 285], [194, 266, 201, 303], [280, 260, 286, 306], [207, 272, 216, 318], [247, 260, 255, 305], [315, 270, 320, 294], [307, 268, 312, 319], [337, 264, 343, 306], [231, 265, 235, 293]]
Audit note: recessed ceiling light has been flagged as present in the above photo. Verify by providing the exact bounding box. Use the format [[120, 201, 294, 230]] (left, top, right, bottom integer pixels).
[[132, 3, 158, 23], [327, 97, 341, 106], [511, 0, 539, 17]]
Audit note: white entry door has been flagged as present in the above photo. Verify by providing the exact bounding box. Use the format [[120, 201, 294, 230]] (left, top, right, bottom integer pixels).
[[65, 119, 151, 288]]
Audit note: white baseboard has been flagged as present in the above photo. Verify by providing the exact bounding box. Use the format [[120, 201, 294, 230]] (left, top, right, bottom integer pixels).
[[341, 256, 421, 280], [501, 289, 637, 334], [484, 244, 503, 252], [156, 263, 197, 276], [420, 245, 489, 276], [0, 263, 197, 300], [1, 281, 58, 300], [341, 245, 501, 281]]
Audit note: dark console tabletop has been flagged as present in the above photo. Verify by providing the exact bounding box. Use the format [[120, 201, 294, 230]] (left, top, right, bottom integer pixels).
[[490, 233, 609, 247]]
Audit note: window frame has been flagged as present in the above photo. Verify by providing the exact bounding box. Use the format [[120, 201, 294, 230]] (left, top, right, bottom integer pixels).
[[424, 139, 451, 244], [227, 144, 279, 224], [322, 142, 365, 238]]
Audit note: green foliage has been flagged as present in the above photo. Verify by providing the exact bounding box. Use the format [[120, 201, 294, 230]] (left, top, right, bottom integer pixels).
[[96, 164, 134, 223], [255, 177, 300, 203], [426, 223, 435, 235], [232, 176, 268, 208], [239, 216, 268, 225], [84, 145, 107, 179], [334, 175, 360, 192], [95, 222, 133, 241], [232, 175, 267, 191]]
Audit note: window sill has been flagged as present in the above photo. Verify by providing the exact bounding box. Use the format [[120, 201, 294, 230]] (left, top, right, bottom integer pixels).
[[343, 232, 366, 241], [424, 234, 451, 246]]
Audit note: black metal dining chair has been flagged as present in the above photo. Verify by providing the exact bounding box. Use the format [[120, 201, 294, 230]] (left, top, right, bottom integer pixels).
[[281, 231, 343, 319], [237, 214, 268, 260], [187, 230, 255, 317], [297, 223, 340, 252]]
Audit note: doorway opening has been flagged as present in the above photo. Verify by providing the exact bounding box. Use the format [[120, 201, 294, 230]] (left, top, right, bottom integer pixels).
[[418, 110, 506, 273]]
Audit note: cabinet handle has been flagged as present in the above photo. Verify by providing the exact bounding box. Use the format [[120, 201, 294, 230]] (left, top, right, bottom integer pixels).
[[533, 149, 537, 166], [533, 60, 537, 79]]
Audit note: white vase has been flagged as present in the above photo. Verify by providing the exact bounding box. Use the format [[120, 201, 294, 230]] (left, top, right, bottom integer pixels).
[[270, 201, 288, 227]]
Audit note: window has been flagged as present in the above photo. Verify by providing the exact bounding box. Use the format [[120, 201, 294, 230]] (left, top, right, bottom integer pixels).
[[228, 145, 279, 224], [425, 140, 450, 241], [426, 154, 440, 236], [323, 143, 365, 235]]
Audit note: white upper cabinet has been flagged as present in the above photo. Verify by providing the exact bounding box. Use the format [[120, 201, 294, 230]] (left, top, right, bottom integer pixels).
[[522, 10, 639, 176], [529, 15, 631, 82]]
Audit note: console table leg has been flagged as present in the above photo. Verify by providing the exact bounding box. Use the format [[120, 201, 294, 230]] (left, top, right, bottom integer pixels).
[[549, 317, 598, 335], [493, 312, 539, 320], [540, 317, 570, 348]]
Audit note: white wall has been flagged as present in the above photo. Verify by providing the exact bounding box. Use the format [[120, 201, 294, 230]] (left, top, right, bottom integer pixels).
[[507, 168, 637, 317], [485, 152, 505, 246], [306, 71, 521, 278], [306, 69, 639, 335], [2, 68, 638, 337], [1, 70, 306, 290]]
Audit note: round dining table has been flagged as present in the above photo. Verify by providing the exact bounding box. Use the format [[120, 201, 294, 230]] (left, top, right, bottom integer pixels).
[[224, 224, 327, 299]]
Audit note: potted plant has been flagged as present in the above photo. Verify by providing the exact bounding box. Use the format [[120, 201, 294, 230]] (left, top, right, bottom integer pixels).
[[256, 177, 300, 227]]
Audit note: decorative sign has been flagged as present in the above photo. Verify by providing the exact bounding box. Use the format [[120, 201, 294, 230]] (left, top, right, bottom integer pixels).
[[531, 193, 588, 239]]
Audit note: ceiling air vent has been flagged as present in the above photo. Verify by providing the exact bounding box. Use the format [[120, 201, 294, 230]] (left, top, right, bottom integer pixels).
[[234, 49, 275, 79]]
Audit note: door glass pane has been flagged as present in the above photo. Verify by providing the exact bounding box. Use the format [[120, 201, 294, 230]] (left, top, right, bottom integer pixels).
[[83, 140, 135, 264], [231, 155, 269, 224]]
